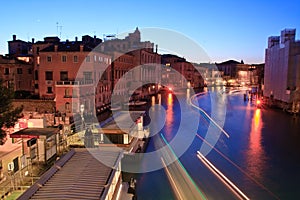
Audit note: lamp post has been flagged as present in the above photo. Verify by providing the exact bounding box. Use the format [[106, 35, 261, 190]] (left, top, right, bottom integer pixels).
[[80, 104, 85, 130]]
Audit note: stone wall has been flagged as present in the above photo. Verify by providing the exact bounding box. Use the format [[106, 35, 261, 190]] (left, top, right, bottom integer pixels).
[[12, 99, 55, 113]]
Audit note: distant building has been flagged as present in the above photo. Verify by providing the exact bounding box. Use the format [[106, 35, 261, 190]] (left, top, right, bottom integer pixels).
[[128, 48, 161, 99], [108, 52, 135, 104], [264, 28, 300, 111], [216, 60, 264, 87], [0, 55, 34, 93], [8, 35, 33, 63], [101, 28, 161, 100], [161, 54, 204, 89], [100, 27, 154, 52]]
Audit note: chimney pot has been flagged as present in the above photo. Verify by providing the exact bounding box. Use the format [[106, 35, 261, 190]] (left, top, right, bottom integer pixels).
[[13, 35, 16, 41]]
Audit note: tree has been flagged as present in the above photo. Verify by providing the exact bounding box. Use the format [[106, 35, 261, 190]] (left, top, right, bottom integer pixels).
[[0, 79, 23, 145]]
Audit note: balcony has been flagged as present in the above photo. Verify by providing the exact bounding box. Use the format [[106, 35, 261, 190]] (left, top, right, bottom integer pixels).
[[56, 80, 94, 85]]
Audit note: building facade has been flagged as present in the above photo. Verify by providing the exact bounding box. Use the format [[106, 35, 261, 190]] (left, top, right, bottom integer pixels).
[[0, 55, 33, 93], [33, 36, 111, 114], [161, 54, 203, 89], [264, 28, 300, 111], [100, 27, 154, 53], [216, 60, 264, 87]]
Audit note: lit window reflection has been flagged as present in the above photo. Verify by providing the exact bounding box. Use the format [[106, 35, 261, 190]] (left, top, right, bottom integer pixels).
[[247, 108, 266, 179]]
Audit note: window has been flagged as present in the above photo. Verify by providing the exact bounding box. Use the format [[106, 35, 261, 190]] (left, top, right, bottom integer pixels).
[[104, 58, 108, 64], [47, 87, 53, 93], [17, 68, 22, 74], [37, 56, 40, 65], [65, 88, 70, 97], [45, 71, 53, 80], [34, 70, 38, 80], [65, 102, 70, 111], [73, 55, 78, 63], [60, 71, 68, 81], [47, 56, 52, 62], [34, 84, 38, 89], [73, 89, 78, 97], [85, 56, 90, 62], [83, 71, 92, 80], [4, 68, 9, 75], [62, 55, 67, 62]]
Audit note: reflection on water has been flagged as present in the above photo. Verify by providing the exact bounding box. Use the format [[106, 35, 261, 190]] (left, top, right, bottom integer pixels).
[[246, 108, 266, 180], [151, 95, 155, 106], [140, 91, 300, 199], [165, 93, 174, 139], [186, 88, 190, 101]]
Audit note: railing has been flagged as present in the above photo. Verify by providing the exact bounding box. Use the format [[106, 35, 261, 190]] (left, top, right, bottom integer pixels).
[[56, 80, 94, 85]]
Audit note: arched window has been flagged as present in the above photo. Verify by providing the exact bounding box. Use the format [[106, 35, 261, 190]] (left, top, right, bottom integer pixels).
[[65, 88, 70, 97], [65, 102, 70, 111]]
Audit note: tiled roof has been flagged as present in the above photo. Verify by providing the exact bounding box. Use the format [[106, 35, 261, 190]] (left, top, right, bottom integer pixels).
[[18, 148, 122, 200]]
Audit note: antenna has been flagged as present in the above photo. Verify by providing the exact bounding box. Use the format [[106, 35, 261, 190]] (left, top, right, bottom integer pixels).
[[56, 22, 63, 38]]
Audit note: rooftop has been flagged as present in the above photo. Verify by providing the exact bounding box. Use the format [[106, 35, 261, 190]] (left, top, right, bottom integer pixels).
[[18, 148, 122, 200], [10, 128, 58, 139], [100, 111, 144, 132]]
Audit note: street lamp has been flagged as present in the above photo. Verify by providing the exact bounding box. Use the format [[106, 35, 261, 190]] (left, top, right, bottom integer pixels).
[[80, 104, 85, 130]]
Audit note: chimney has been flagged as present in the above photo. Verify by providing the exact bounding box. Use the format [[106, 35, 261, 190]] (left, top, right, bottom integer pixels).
[[94, 35, 96, 43], [13, 35, 16, 41], [32, 38, 35, 44], [80, 44, 84, 52], [75, 36, 78, 42], [155, 44, 158, 53], [54, 45, 58, 52]]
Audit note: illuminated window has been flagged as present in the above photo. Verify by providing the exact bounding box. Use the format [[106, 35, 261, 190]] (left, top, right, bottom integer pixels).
[[37, 56, 40, 65]]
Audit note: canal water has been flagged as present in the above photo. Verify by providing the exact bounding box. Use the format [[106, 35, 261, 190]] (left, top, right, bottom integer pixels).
[[136, 89, 300, 199]]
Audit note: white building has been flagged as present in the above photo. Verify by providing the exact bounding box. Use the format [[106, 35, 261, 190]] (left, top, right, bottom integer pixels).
[[264, 29, 300, 111]]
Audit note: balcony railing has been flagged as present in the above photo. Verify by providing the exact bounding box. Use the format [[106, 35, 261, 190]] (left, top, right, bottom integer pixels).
[[56, 80, 94, 85]]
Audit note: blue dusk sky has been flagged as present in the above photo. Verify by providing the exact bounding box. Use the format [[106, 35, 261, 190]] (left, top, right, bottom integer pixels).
[[0, 0, 299, 64]]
